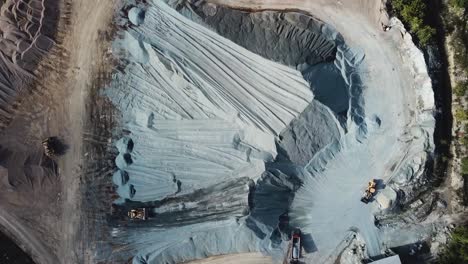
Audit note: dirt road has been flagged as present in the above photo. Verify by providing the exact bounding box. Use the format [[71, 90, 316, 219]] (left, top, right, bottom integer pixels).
[[58, 0, 116, 263]]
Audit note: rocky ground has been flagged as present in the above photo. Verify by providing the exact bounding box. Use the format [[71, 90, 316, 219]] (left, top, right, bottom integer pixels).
[[94, 0, 446, 263], [0, 0, 464, 264], [0, 0, 116, 263], [444, 1, 468, 212]]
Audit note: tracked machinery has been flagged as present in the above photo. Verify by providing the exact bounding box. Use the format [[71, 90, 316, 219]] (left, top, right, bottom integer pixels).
[[42, 136, 67, 158], [128, 208, 149, 220], [42, 137, 57, 157], [288, 229, 301, 264], [361, 179, 377, 204]]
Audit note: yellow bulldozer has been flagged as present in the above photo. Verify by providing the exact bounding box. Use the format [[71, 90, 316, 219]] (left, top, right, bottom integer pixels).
[[361, 179, 377, 204], [128, 208, 148, 220]]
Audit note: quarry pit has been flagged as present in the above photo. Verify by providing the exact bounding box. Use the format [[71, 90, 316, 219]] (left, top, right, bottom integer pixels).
[[0, 0, 460, 264]]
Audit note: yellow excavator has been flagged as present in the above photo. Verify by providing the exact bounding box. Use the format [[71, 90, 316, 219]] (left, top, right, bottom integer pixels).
[[42, 137, 56, 157], [128, 208, 148, 220], [361, 179, 377, 204]]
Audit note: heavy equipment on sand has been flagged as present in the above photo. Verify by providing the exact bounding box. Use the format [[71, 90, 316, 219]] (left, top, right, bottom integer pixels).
[[128, 208, 148, 220], [361, 179, 377, 204], [42, 137, 58, 157], [42, 136, 67, 157], [289, 229, 301, 264]]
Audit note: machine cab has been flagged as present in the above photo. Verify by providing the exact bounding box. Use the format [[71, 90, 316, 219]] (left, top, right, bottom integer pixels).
[[290, 229, 301, 263], [128, 208, 148, 220]]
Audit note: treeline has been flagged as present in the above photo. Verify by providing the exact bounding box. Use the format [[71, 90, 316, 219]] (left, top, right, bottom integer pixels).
[[437, 226, 468, 264], [440, 1, 468, 263], [445, 0, 468, 175], [391, 0, 436, 46], [446, 0, 468, 92], [389, 1, 468, 263]]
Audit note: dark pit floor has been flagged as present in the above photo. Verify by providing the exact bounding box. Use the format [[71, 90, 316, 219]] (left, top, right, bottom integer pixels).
[[0, 231, 35, 264]]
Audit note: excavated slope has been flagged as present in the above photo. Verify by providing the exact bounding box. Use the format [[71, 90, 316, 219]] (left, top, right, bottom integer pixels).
[[101, 0, 435, 263], [0, 0, 60, 127]]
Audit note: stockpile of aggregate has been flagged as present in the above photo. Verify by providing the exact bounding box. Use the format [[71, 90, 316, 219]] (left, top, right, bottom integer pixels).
[[102, 0, 436, 263]]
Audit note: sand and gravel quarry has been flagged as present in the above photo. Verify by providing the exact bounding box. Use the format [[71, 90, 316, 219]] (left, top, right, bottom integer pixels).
[[0, 0, 463, 263]]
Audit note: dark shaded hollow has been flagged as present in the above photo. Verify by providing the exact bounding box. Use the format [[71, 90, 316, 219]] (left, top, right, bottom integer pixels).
[[0, 230, 36, 264]]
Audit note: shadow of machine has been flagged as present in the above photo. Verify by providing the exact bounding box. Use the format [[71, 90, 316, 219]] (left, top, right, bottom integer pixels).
[[42, 137, 68, 157]]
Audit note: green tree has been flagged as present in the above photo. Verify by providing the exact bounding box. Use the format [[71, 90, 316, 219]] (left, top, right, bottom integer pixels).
[[462, 135, 468, 146], [401, 0, 426, 19], [451, 0, 468, 8], [391, 0, 435, 45], [454, 81, 468, 97], [462, 158, 468, 174], [416, 25, 436, 46], [438, 227, 468, 264], [455, 108, 468, 121]]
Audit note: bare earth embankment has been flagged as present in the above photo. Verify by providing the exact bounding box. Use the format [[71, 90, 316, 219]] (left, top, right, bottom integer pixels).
[[0, 0, 116, 263]]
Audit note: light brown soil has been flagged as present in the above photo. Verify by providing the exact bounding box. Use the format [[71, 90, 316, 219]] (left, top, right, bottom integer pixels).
[[0, 0, 117, 263], [58, 0, 117, 263], [180, 252, 273, 264]]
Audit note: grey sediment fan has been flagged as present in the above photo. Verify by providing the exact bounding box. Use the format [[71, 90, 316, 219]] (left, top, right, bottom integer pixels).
[[0, 0, 72, 129]]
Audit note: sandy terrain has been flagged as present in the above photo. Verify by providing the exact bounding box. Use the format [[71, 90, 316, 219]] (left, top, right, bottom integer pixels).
[[104, 0, 434, 263], [0, 0, 116, 263], [58, 0, 116, 263], [0, 0, 60, 127], [181, 253, 272, 264]]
